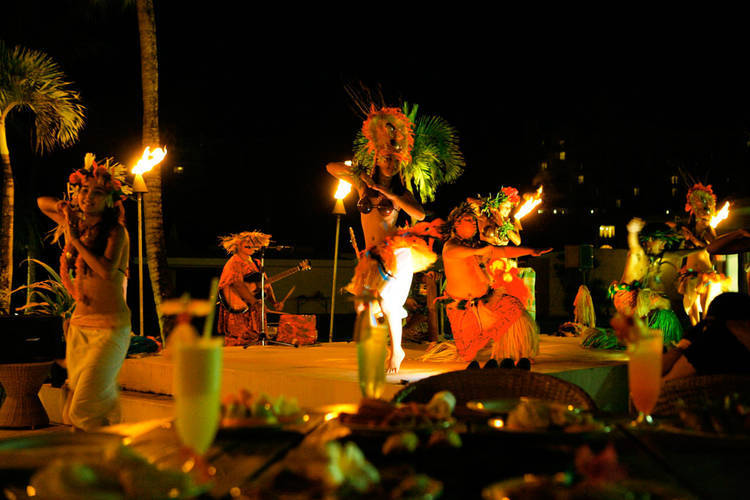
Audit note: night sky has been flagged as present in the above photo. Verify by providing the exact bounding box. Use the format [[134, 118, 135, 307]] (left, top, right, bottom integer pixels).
[[4, 3, 750, 260]]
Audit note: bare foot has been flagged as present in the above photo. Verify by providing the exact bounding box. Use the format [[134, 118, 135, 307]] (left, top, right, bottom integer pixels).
[[386, 346, 405, 374]]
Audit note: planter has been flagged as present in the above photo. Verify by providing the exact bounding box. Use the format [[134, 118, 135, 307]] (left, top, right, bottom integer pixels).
[[0, 361, 54, 428], [0, 315, 65, 364]]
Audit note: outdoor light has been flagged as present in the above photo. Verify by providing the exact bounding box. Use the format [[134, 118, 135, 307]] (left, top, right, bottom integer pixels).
[[131, 146, 167, 338], [329, 177, 352, 342]]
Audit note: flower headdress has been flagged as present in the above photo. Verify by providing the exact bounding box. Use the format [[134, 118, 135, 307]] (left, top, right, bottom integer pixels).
[[67, 153, 133, 205], [219, 231, 271, 255], [685, 183, 716, 215], [353, 102, 465, 203]]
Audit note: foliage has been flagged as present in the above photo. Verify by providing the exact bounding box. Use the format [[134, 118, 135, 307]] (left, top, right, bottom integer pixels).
[[11, 258, 75, 319], [0, 41, 86, 153]]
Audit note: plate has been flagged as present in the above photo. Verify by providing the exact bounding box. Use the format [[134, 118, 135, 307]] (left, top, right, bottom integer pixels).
[[0, 432, 123, 469], [483, 475, 696, 499]]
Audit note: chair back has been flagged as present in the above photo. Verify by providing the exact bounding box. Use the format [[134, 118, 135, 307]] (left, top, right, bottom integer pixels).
[[653, 374, 750, 417], [392, 369, 597, 411]]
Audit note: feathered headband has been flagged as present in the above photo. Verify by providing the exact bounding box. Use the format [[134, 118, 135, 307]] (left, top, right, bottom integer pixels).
[[353, 102, 465, 203], [685, 183, 716, 214], [67, 153, 132, 205]]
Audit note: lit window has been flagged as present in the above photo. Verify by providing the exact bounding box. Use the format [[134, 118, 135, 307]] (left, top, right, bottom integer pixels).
[[553, 209, 558, 214], [537, 208, 544, 214], [174, 166, 185, 174], [670, 175, 678, 185], [599, 225, 615, 238], [633, 187, 640, 197], [671, 187, 677, 197], [541, 161, 548, 170], [590, 209, 595, 215], [615, 199, 622, 208], [561, 209, 567, 215], [559, 151, 566, 160], [577, 175, 584, 184]]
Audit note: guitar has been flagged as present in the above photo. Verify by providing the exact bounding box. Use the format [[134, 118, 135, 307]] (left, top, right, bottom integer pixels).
[[218, 259, 312, 314]]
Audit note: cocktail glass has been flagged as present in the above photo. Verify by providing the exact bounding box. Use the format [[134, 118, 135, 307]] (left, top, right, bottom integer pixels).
[[627, 328, 663, 426], [173, 337, 223, 454], [354, 298, 389, 399]]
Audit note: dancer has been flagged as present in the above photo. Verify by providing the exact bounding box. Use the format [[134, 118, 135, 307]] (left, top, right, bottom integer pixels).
[[328, 103, 464, 373], [37, 154, 132, 430], [217, 231, 282, 346], [607, 217, 689, 345], [442, 200, 551, 368], [678, 184, 732, 325]]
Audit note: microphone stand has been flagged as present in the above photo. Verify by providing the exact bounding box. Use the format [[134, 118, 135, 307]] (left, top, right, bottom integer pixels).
[[244, 246, 297, 348]]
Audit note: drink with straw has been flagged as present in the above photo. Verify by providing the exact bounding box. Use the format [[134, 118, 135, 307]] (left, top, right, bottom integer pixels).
[[354, 296, 389, 399], [169, 279, 223, 454], [174, 336, 223, 454], [628, 328, 663, 424]]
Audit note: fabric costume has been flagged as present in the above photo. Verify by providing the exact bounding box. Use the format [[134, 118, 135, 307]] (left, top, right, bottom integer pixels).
[[445, 290, 539, 362], [346, 222, 442, 326], [218, 254, 263, 346], [60, 154, 133, 430]]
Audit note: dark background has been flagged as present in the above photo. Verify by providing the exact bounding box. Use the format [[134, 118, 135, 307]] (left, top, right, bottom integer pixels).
[[4, 3, 749, 271]]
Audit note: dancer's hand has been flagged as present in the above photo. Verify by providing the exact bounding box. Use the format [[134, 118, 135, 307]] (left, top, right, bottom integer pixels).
[[532, 247, 553, 256], [627, 218, 645, 234]]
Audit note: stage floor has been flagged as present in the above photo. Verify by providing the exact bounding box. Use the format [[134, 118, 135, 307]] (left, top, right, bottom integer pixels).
[[117, 336, 629, 412]]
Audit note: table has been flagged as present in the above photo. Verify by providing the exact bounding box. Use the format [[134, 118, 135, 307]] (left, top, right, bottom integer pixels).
[[0, 407, 746, 498]]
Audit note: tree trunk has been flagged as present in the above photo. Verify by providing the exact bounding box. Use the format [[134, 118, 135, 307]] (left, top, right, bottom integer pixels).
[[136, 0, 173, 335], [0, 118, 14, 314]]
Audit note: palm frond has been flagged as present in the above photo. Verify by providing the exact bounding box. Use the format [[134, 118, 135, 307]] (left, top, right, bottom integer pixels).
[[10, 258, 75, 317], [0, 41, 86, 153]]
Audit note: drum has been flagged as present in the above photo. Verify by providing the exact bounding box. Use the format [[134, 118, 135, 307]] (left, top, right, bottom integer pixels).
[[276, 314, 317, 345]]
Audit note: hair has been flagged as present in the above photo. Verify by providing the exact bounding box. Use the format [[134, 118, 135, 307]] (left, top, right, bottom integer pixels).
[[639, 223, 683, 252], [705, 292, 750, 321]]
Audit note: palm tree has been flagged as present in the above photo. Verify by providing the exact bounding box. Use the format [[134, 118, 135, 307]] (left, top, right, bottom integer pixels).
[[0, 41, 86, 314], [135, 0, 174, 335]]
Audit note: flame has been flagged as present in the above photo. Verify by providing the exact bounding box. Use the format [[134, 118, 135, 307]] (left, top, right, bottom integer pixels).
[[710, 201, 730, 228], [132, 146, 167, 175], [514, 185, 544, 221], [334, 179, 352, 200]]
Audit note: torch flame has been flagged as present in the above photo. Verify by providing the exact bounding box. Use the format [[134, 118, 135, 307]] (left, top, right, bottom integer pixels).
[[514, 185, 544, 221], [334, 180, 352, 200], [132, 146, 167, 175], [710, 201, 730, 229]]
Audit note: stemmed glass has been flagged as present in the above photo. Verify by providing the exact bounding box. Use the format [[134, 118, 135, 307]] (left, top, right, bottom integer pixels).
[[627, 328, 663, 426]]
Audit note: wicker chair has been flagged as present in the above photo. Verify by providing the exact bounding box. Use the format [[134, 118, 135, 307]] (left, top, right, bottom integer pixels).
[[392, 369, 597, 411], [653, 374, 750, 417]]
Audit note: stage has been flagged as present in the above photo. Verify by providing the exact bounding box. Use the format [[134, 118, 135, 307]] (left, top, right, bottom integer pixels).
[[40, 336, 629, 425]]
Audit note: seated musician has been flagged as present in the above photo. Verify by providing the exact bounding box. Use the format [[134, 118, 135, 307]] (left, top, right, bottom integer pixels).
[[217, 231, 283, 346]]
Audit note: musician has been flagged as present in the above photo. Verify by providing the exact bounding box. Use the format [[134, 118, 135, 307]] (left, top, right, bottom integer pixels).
[[217, 231, 283, 346]]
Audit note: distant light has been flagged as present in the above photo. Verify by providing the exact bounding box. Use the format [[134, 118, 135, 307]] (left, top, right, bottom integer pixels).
[[537, 209, 544, 214], [578, 175, 584, 184], [344, 160, 352, 166], [553, 209, 558, 215], [590, 209, 595, 215], [174, 165, 184, 174], [599, 225, 615, 238], [489, 418, 505, 428], [665, 209, 670, 215], [559, 151, 566, 160]]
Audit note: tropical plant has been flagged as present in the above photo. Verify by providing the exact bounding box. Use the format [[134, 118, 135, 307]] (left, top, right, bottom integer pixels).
[[0, 41, 86, 314], [353, 102, 465, 203], [11, 258, 75, 320]]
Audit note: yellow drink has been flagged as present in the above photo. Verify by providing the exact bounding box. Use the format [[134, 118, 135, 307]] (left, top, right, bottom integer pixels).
[[174, 337, 223, 454], [628, 330, 663, 416], [354, 300, 389, 399]]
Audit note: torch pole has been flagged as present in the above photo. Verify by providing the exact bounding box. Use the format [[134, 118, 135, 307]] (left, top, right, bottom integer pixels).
[[329, 213, 342, 343], [137, 191, 145, 337]]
